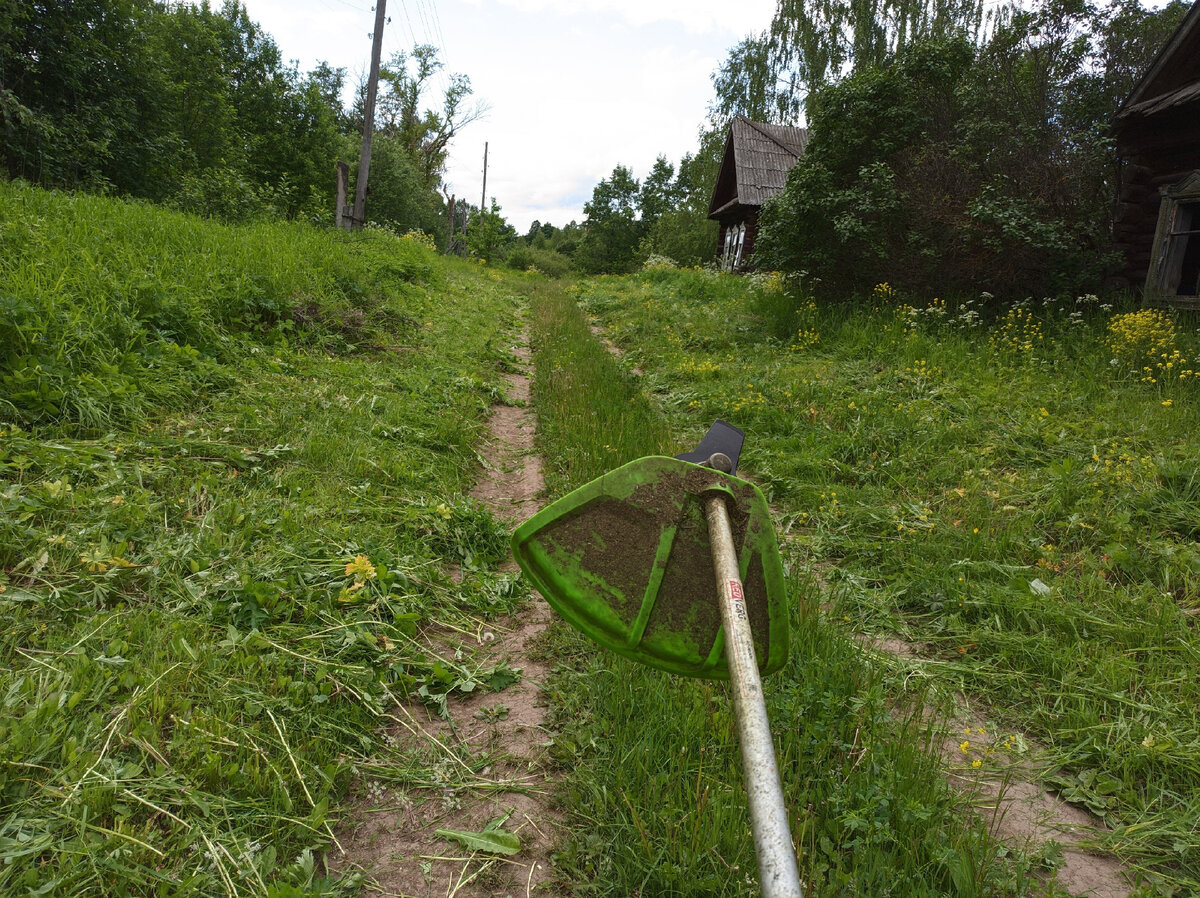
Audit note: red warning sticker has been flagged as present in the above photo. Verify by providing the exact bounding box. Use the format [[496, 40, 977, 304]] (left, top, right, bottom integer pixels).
[[729, 580, 744, 601]]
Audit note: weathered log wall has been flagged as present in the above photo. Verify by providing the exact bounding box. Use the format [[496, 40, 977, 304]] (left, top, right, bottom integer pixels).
[[1115, 103, 1200, 289]]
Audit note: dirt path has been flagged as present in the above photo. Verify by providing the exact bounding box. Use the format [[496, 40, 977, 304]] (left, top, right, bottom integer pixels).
[[332, 336, 560, 897], [860, 637, 1130, 897]]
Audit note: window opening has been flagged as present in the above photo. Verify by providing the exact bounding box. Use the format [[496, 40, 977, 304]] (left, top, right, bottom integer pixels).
[[1148, 173, 1200, 301], [1169, 203, 1200, 297]]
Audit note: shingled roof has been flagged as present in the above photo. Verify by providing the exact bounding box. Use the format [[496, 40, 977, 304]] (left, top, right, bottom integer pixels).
[[1118, 0, 1200, 119], [708, 117, 809, 219]]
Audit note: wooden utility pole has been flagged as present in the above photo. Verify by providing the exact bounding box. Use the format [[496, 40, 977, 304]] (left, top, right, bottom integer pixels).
[[350, 0, 388, 229], [443, 187, 455, 248], [335, 161, 351, 229], [479, 141, 488, 217]]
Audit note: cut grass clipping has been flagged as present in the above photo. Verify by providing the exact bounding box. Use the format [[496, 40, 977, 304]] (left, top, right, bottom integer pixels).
[[569, 263, 1200, 896], [530, 281, 1039, 896], [0, 181, 534, 895]]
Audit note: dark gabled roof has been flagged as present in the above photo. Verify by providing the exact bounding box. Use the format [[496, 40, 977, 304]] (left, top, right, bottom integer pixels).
[[708, 116, 809, 219], [1119, 0, 1200, 118]]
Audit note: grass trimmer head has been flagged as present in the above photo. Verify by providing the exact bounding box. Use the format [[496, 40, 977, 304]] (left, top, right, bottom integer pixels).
[[511, 454, 788, 679], [512, 420, 804, 897]]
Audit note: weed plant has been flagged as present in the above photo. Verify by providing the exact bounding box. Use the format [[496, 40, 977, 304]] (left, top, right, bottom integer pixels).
[[0, 181, 434, 429], [530, 282, 1034, 896], [0, 184, 528, 895], [572, 268, 1200, 895]]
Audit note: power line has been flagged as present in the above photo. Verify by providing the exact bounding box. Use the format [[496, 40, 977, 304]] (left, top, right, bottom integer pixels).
[[395, 0, 419, 49], [423, 0, 449, 66]]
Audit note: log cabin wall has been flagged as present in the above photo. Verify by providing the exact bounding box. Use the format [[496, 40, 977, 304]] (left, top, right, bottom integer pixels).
[[1115, 106, 1200, 288], [1113, 0, 1200, 295]]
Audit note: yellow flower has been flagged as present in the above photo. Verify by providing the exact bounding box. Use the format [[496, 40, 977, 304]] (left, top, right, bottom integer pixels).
[[971, 759, 982, 769], [1162, 400, 1173, 407], [435, 502, 453, 520], [345, 554, 377, 581], [959, 740, 970, 754]]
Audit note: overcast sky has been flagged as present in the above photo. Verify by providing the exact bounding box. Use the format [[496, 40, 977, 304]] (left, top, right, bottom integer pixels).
[[236, 0, 776, 232]]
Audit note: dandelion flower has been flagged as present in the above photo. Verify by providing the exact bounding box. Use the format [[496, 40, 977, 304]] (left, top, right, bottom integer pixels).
[[345, 554, 378, 580]]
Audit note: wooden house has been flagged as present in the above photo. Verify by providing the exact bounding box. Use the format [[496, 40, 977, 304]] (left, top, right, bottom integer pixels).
[[1114, 0, 1200, 305], [707, 117, 809, 270]]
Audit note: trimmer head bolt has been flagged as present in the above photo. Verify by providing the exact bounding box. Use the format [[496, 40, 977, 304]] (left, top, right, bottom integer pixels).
[[705, 452, 733, 473]]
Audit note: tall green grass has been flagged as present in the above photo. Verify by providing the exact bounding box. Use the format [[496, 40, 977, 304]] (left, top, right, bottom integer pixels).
[[576, 266, 1200, 894], [530, 281, 1034, 896], [0, 181, 434, 429], [0, 183, 530, 895]]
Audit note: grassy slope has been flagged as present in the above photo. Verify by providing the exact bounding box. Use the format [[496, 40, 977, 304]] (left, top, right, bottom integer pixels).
[[0, 182, 533, 895], [569, 266, 1200, 896], [530, 280, 1037, 897]]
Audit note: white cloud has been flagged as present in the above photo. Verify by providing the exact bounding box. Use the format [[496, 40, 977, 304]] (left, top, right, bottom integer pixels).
[[237, 0, 776, 231], [460, 0, 775, 35]]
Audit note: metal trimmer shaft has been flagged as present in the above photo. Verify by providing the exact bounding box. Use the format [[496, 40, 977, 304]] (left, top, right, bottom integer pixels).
[[704, 490, 803, 898]]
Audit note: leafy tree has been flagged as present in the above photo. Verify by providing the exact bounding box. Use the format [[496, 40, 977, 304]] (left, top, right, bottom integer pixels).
[[1, 0, 164, 191], [577, 165, 643, 274], [375, 45, 485, 189], [637, 139, 723, 266], [710, 0, 995, 127], [309, 61, 354, 134], [348, 135, 442, 238], [755, 0, 1191, 299], [637, 156, 677, 226], [465, 198, 515, 261], [2, 0, 342, 220]]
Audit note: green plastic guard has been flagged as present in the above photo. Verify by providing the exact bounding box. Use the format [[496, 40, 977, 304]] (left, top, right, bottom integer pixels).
[[512, 456, 789, 680]]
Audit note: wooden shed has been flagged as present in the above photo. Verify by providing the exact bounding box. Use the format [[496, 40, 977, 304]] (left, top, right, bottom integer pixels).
[[1114, 0, 1200, 305], [707, 117, 809, 270]]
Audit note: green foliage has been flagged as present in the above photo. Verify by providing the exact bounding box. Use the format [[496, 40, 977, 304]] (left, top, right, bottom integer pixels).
[[504, 244, 574, 278], [375, 45, 481, 190], [0, 180, 436, 429], [638, 207, 718, 268], [465, 199, 516, 262], [353, 135, 445, 239], [636, 156, 678, 227], [0, 183, 529, 895], [2, 0, 342, 221], [0, 1, 482, 232], [575, 268, 1200, 893], [710, 0, 993, 128], [757, 0, 1177, 300], [577, 164, 644, 275], [534, 278, 1037, 896], [723, 0, 1189, 298], [1, 0, 163, 193], [757, 38, 976, 295]]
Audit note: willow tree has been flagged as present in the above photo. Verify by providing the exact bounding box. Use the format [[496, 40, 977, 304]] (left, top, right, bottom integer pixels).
[[711, 0, 998, 125]]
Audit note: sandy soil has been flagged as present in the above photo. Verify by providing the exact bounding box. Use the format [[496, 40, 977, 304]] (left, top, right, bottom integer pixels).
[[331, 337, 562, 897], [860, 636, 1132, 897]]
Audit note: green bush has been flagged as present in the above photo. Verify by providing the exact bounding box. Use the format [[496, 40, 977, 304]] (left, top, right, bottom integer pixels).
[[504, 244, 574, 278], [756, 19, 1128, 300]]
